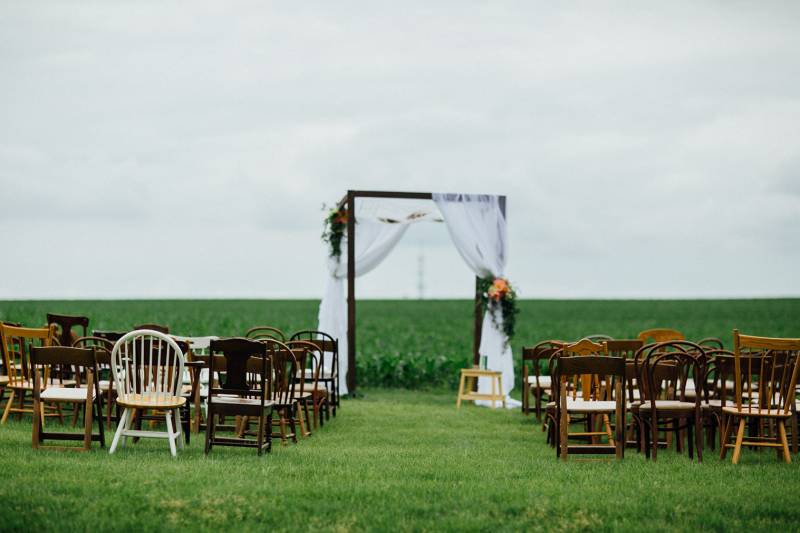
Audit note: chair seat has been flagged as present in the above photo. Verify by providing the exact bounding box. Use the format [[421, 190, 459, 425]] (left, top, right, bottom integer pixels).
[[721, 406, 793, 418], [117, 393, 186, 409], [297, 369, 335, 380], [292, 391, 313, 400], [565, 399, 619, 413], [41, 387, 94, 402], [702, 399, 723, 408], [526, 375, 552, 387], [544, 399, 619, 413], [0, 375, 7, 385], [211, 396, 274, 408], [638, 400, 696, 411], [98, 380, 113, 391]]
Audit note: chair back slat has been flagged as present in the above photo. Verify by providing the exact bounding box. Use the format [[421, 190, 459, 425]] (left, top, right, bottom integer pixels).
[[111, 330, 185, 403]]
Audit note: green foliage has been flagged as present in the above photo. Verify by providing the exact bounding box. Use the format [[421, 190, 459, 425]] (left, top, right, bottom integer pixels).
[[1, 299, 799, 391], [477, 277, 519, 341], [322, 206, 347, 258], [1, 389, 800, 531]]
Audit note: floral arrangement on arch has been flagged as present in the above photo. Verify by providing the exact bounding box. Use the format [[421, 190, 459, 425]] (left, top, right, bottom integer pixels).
[[322, 205, 348, 258], [479, 276, 519, 343]]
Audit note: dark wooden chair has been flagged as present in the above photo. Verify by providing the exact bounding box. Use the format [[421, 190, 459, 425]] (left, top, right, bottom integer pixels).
[[246, 326, 286, 342], [698, 337, 724, 350], [287, 340, 327, 434], [262, 339, 298, 444], [698, 350, 735, 450], [289, 330, 339, 415], [605, 340, 644, 447], [46, 313, 89, 347], [555, 353, 626, 460], [521, 340, 563, 420], [72, 336, 117, 429], [637, 341, 705, 461], [720, 331, 800, 464], [204, 338, 273, 456], [133, 323, 169, 334], [92, 330, 127, 343], [30, 346, 105, 451]]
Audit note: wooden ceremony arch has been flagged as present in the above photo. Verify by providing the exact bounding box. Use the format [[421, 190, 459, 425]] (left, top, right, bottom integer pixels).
[[339, 190, 507, 393]]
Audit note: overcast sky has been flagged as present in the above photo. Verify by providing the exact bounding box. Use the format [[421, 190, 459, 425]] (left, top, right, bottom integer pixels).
[[2, 2, 799, 300]]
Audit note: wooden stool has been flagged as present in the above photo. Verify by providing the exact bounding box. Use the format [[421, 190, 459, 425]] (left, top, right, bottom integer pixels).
[[456, 368, 506, 409]]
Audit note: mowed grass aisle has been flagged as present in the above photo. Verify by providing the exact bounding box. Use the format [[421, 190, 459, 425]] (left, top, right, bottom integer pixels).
[[2, 389, 800, 532]]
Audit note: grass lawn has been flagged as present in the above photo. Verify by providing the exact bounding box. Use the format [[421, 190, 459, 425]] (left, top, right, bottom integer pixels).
[[2, 388, 800, 532]]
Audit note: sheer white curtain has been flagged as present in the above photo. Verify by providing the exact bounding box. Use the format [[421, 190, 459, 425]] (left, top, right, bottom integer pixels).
[[433, 193, 519, 408], [317, 199, 441, 395], [318, 220, 408, 395]]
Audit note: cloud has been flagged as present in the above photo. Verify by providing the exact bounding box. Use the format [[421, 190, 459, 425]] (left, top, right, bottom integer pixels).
[[1, 1, 799, 299]]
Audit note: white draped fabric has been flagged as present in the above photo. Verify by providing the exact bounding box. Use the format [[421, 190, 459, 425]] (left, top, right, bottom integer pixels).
[[432, 193, 519, 408], [317, 200, 440, 395]]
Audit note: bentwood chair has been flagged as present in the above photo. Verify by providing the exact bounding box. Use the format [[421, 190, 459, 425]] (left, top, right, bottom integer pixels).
[[30, 346, 105, 451], [72, 336, 117, 429], [637, 328, 684, 344], [521, 341, 563, 420], [0, 324, 58, 423], [605, 340, 644, 446], [47, 314, 89, 347], [108, 330, 186, 457], [637, 341, 705, 461], [246, 326, 286, 342], [555, 353, 626, 460], [288, 340, 328, 433], [205, 338, 273, 456], [720, 331, 800, 464], [289, 330, 339, 415], [262, 339, 298, 444]]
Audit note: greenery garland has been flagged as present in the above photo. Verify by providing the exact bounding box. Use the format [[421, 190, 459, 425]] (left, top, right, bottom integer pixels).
[[478, 276, 519, 343], [322, 205, 348, 258]]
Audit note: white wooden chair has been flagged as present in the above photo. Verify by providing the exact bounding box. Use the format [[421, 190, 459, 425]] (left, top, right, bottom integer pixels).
[[108, 330, 186, 457]]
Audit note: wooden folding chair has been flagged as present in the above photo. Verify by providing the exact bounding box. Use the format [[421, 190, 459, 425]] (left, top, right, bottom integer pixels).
[[555, 353, 626, 461], [30, 346, 105, 451]]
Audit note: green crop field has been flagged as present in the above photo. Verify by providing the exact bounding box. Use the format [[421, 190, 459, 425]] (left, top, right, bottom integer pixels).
[[1, 299, 800, 532], [1, 298, 798, 389]]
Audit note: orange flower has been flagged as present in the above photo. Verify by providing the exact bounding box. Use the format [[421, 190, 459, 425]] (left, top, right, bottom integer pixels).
[[493, 278, 509, 292]]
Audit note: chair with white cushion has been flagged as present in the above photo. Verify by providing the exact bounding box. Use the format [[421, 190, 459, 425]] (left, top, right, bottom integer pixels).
[[554, 341, 626, 460], [521, 341, 563, 420], [108, 330, 186, 457], [30, 346, 105, 451]]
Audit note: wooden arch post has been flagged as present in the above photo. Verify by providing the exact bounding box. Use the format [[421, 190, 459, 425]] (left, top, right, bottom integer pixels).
[[344, 190, 506, 394]]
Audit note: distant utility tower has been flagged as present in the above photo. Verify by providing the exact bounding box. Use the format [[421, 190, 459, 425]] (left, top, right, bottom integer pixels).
[[417, 248, 425, 300]]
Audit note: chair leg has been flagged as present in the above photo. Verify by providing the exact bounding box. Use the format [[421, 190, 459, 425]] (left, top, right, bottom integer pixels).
[[204, 408, 214, 455], [720, 414, 733, 460], [32, 392, 41, 449], [778, 420, 792, 464], [792, 415, 798, 455], [83, 400, 93, 451], [165, 411, 177, 457], [732, 417, 746, 464], [174, 408, 184, 450], [109, 409, 129, 454]]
